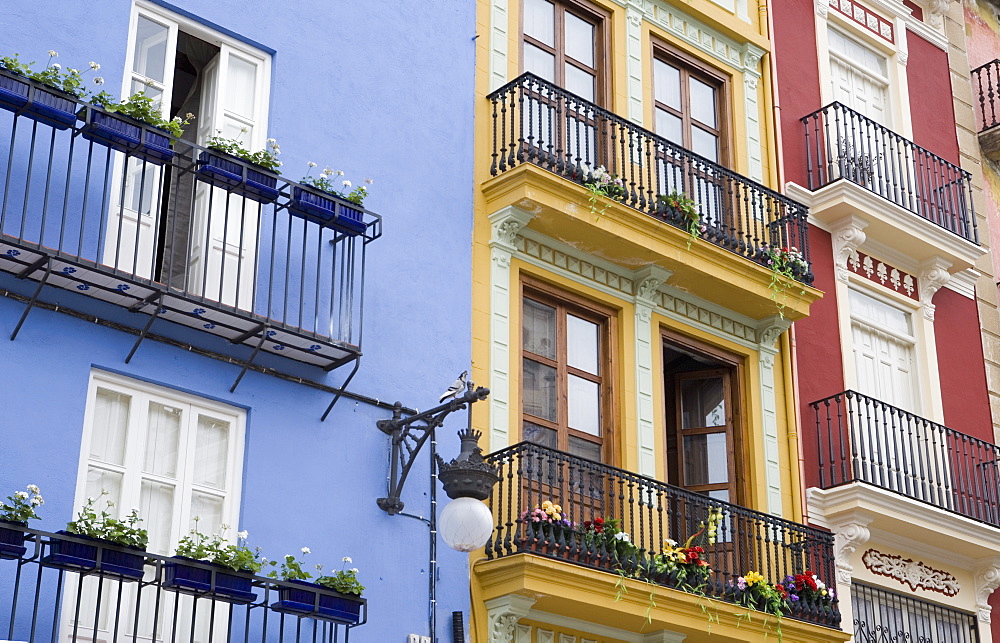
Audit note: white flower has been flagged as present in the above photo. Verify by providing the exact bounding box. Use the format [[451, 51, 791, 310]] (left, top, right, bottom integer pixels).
[[67, 68, 79, 74], [93, 77, 104, 85], [14, 491, 28, 500], [237, 530, 249, 540], [30, 496, 42, 506], [614, 532, 631, 542], [89, 61, 100, 70], [26, 485, 39, 494], [324, 167, 334, 175], [51, 63, 61, 70], [301, 547, 311, 554], [342, 556, 352, 564], [47, 50, 58, 58], [336, 170, 344, 176], [342, 180, 352, 188], [220, 523, 230, 531], [308, 161, 317, 168], [664, 538, 677, 548], [240, 126, 248, 133], [350, 568, 359, 574]]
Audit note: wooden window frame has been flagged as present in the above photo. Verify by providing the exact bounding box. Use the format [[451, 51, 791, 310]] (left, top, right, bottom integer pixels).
[[650, 39, 731, 167], [520, 276, 618, 465], [520, 0, 611, 108], [660, 328, 746, 505]]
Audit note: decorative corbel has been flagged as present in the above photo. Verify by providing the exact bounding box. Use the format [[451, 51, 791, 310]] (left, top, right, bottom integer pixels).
[[926, 0, 954, 29], [830, 216, 868, 284], [633, 266, 672, 306], [917, 257, 953, 321], [833, 520, 872, 585], [975, 559, 1000, 623], [814, 0, 829, 19], [489, 207, 534, 267], [486, 595, 537, 643]]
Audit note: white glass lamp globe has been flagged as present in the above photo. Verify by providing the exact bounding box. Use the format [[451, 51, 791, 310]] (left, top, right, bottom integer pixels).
[[439, 497, 494, 552]]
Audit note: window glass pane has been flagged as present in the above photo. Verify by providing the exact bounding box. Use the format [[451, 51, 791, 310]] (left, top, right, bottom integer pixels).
[[654, 59, 681, 110], [91, 388, 131, 466], [569, 436, 602, 463], [523, 359, 557, 421], [84, 467, 123, 514], [691, 128, 719, 163], [523, 421, 558, 448], [524, 0, 555, 46], [133, 15, 169, 82], [656, 109, 682, 143], [225, 54, 257, 119], [140, 479, 175, 555], [524, 43, 556, 81], [190, 491, 225, 535], [568, 374, 600, 435], [567, 315, 599, 374], [194, 416, 229, 490], [708, 489, 729, 503], [689, 77, 717, 128], [564, 64, 595, 101], [683, 433, 729, 485], [523, 298, 556, 358], [144, 402, 181, 478], [130, 79, 163, 110], [564, 12, 594, 68], [680, 377, 726, 428]]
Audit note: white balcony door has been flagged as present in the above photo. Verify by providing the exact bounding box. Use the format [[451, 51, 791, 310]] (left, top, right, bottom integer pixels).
[[64, 371, 245, 643], [829, 27, 889, 125]]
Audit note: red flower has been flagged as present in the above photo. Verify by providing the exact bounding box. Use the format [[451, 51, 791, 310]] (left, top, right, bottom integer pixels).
[[776, 584, 789, 599]]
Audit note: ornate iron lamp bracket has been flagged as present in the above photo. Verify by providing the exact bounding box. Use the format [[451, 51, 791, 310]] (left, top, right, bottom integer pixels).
[[376, 385, 490, 515]]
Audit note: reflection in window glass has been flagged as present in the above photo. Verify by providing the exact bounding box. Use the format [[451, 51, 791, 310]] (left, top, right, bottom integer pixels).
[[133, 16, 169, 82], [524, 0, 555, 46], [683, 433, 729, 485], [681, 377, 726, 428], [565, 63, 595, 101], [564, 12, 594, 67], [689, 77, 717, 127], [524, 298, 557, 359], [567, 315, 599, 374], [523, 359, 557, 421], [654, 59, 681, 109], [524, 44, 556, 81]]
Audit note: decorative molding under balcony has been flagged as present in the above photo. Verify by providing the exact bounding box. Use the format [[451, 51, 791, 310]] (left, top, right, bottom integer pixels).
[[861, 549, 960, 596]]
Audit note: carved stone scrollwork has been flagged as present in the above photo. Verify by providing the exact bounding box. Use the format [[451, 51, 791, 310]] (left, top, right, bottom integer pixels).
[[918, 257, 953, 322], [974, 560, 1000, 623], [632, 266, 673, 305], [897, 50, 908, 67], [926, 0, 953, 29], [833, 521, 871, 585], [862, 549, 960, 596], [815, 0, 830, 18], [830, 217, 868, 284], [489, 207, 534, 267], [756, 316, 790, 348], [486, 595, 536, 643]]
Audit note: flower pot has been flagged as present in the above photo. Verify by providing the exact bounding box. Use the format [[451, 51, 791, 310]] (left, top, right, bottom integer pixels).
[[0, 520, 28, 559], [81, 110, 174, 166], [42, 530, 146, 580], [0, 74, 30, 112], [163, 557, 256, 603], [290, 187, 367, 235], [271, 580, 364, 624], [197, 151, 280, 204]]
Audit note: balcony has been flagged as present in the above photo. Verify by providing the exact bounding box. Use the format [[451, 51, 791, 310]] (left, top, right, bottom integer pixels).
[[808, 391, 1000, 559], [0, 526, 365, 642], [972, 59, 1000, 162], [0, 69, 381, 378], [478, 442, 843, 637]]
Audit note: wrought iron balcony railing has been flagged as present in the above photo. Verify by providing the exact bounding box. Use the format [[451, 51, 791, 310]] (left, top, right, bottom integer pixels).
[[972, 59, 1000, 132], [801, 102, 977, 244], [487, 73, 813, 285], [0, 526, 366, 642], [0, 68, 381, 375], [852, 583, 977, 643], [484, 442, 841, 629], [810, 390, 1000, 526]]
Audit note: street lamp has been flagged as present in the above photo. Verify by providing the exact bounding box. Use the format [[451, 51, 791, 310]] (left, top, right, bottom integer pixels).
[[376, 380, 499, 552]]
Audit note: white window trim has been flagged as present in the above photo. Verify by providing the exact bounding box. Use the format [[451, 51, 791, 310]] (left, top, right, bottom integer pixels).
[[815, 2, 913, 139], [74, 370, 247, 554]]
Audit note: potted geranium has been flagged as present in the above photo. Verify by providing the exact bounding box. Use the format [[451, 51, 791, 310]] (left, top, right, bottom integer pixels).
[[44, 491, 148, 580], [268, 548, 365, 624], [197, 132, 282, 203], [0, 51, 97, 129], [163, 521, 261, 603], [0, 484, 44, 559], [85, 91, 193, 165], [520, 500, 575, 552], [290, 164, 371, 235]]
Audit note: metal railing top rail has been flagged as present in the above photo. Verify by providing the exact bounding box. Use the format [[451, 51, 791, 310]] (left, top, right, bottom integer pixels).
[[487, 72, 814, 285], [972, 59, 1000, 132]]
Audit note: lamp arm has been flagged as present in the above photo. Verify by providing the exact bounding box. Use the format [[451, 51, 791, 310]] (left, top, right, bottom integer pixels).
[[377, 386, 489, 515]]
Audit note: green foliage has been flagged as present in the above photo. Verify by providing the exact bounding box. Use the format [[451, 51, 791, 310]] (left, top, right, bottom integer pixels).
[[657, 191, 701, 248], [300, 164, 372, 206], [207, 134, 282, 173], [267, 548, 314, 581], [0, 484, 44, 523], [0, 51, 102, 98], [760, 245, 809, 319], [67, 490, 148, 549], [175, 520, 262, 573], [92, 91, 193, 138], [314, 557, 365, 596], [583, 165, 625, 218]]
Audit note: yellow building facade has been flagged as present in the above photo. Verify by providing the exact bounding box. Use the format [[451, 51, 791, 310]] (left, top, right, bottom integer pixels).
[[469, 0, 843, 641]]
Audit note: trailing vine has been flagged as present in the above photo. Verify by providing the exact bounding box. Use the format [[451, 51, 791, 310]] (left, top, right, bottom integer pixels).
[[657, 191, 701, 248], [760, 245, 808, 318], [583, 166, 626, 218]]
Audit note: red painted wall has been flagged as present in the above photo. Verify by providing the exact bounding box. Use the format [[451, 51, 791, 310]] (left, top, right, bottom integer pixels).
[[795, 227, 846, 490], [771, 0, 822, 188], [934, 287, 993, 440], [906, 31, 961, 165]]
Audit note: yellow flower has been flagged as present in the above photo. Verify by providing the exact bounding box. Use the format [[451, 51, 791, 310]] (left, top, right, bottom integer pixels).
[[552, 504, 562, 514], [541, 500, 553, 509], [744, 571, 765, 586]]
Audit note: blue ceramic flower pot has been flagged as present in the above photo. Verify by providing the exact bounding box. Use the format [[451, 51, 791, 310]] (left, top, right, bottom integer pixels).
[[290, 187, 366, 235], [42, 530, 146, 580], [197, 151, 280, 203], [163, 557, 256, 603], [271, 580, 363, 624], [0, 520, 28, 559], [81, 111, 175, 166]]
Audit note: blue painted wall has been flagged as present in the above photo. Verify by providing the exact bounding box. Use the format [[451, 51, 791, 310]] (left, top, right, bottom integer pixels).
[[0, 1, 476, 640]]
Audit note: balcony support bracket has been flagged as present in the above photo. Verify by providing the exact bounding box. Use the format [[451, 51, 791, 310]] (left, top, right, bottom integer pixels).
[[125, 292, 165, 364], [229, 325, 270, 393], [9, 257, 52, 341], [320, 356, 361, 421]]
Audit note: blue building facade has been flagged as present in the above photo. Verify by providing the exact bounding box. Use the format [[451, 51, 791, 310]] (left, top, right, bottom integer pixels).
[[0, 1, 476, 641]]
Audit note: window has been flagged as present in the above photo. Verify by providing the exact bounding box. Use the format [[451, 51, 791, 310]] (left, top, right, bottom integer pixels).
[[828, 27, 890, 125], [109, 2, 271, 309], [849, 287, 917, 412], [852, 583, 977, 643], [521, 281, 614, 463], [652, 47, 727, 164], [522, 0, 606, 104], [663, 334, 743, 504]]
